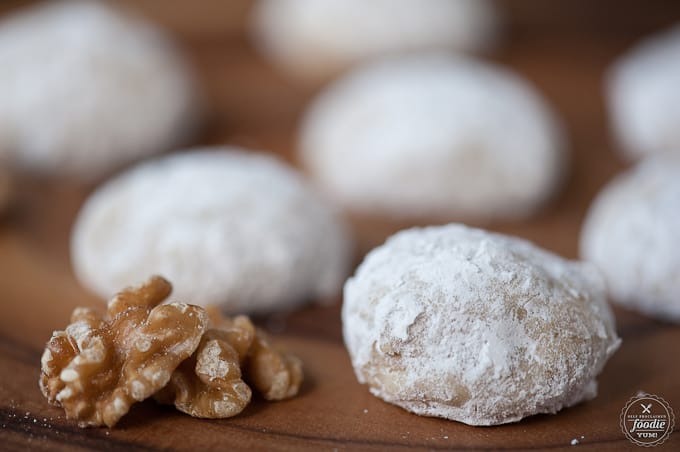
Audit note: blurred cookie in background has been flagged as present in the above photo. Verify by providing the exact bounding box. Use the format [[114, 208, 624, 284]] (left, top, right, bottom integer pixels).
[[299, 54, 567, 221], [580, 154, 680, 322], [72, 147, 353, 314], [606, 24, 680, 160], [251, 0, 499, 83], [0, 0, 197, 180]]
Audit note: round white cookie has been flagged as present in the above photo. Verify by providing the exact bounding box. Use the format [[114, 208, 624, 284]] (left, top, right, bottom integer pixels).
[[606, 24, 680, 159], [72, 148, 352, 314], [343, 224, 620, 425], [580, 155, 680, 321], [299, 54, 566, 220], [0, 0, 195, 178], [251, 0, 497, 82]]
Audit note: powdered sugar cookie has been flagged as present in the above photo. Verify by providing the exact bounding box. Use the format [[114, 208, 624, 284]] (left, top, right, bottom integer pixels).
[[606, 24, 680, 159], [580, 155, 680, 321], [343, 224, 620, 425], [0, 0, 196, 178], [251, 0, 498, 82], [300, 54, 566, 220], [72, 148, 352, 314]]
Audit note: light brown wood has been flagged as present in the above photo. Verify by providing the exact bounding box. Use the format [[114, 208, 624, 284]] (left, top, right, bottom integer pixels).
[[1, 1, 680, 450]]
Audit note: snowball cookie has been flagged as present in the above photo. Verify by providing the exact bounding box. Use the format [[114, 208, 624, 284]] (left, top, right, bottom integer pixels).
[[607, 25, 680, 160], [300, 55, 566, 220], [343, 224, 620, 425], [0, 0, 195, 178], [251, 0, 498, 82], [580, 155, 680, 322], [72, 148, 352, 314]]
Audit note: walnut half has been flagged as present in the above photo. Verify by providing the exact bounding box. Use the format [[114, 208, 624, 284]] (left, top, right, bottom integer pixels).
[[40, 278, 304, 427], [39, 276, 208, 427], [156, 308, 303, 418], [154, 327, 253, 418], [207, 308, 303, 401], [246, 327, 303, 401]]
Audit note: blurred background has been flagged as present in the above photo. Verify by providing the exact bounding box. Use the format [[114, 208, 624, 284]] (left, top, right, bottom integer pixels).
[[1, 0, 680, 340], [0, 1, 680, 448]]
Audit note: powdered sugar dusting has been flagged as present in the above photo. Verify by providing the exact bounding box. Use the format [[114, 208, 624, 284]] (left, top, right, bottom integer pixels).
[[0, 0, 195, 178], [300, 54, 566, 220], [580, 155, 680, 321], [343, 224, 620, 425], [252, 0, 498, 82], [606, 24, 680, 159], [72, 147, 352, 313]]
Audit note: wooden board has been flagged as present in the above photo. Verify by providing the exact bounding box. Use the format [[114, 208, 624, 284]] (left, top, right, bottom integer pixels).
[[1, 1, 680, 450]]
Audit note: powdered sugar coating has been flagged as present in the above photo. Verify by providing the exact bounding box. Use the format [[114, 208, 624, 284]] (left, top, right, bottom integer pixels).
[[343, 224, 620, 425], [299, 54, 566, 220], [606, 24, 680, 160], [0, 0, 195, 178], [251, 0, 497, 82], [72, 148, 352, 314], [580, 155, 680, 321]]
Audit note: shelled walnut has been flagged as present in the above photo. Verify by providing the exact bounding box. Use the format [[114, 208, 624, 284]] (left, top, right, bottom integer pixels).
[[39, 276, 209, 427], [156, 308, 303, 417], [207, 308, 303, 401], [246, 327, 303, 401], [40, 277, 304, 427], [153, 328, 253, 418]]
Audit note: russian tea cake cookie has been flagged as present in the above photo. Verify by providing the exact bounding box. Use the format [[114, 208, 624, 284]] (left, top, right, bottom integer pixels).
[[299, 54, 566, 220], [581, 155, 680, 321], [343, 224, 620, 425], [0, 0, 195, 178], [72, 148, 352, 313], [251, 0, 497, 82], [606, 24, 680, 159]]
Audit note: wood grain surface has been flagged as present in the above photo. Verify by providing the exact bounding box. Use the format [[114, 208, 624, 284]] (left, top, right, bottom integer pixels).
[[1, 1, 680, 450]]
